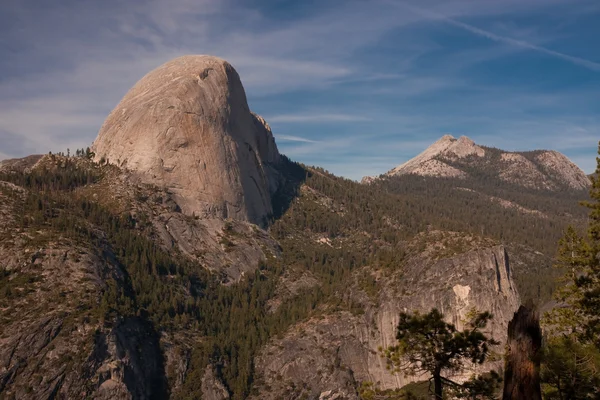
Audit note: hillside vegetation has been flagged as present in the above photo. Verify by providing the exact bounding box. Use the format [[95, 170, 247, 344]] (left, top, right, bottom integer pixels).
[[0, 150, 588, 399]]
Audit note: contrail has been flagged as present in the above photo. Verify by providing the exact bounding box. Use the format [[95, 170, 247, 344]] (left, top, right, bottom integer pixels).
[[389, 0, 600, 71]]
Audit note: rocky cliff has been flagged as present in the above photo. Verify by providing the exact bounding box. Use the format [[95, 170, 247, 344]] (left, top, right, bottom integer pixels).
[[250, 236, 520, 399], [92, 55, 281, 227], [0, 179, 167, 399]]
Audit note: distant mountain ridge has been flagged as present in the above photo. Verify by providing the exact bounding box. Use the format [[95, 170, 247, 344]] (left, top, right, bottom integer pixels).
[[362, 134, 590, 191]]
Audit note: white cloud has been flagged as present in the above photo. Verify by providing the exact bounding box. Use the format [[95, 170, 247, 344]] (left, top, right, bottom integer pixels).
[[268, 114, 371, 123], [0, 0, 598, 176], [276, 135, 319, 143], [225, 56, 352, 94], [279, 137, 361, 158], [445, 17, 600, 71]]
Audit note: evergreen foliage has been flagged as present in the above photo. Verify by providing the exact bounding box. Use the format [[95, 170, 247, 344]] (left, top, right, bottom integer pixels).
[[541, 142, 600, 400], [545, 142, 600, 345], [452, 371, 503, 399], [0, 155, 417, 398], [541, 336, 600, 399], [0, 159, 312, 399], [0, 147, 589, 398], [382, 308, 499, 399], [378, 173, 587, 257], [276, 160, 585, 305], [376, 168, 588, 305]]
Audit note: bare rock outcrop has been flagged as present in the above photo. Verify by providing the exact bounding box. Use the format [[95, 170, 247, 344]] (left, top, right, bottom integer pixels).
[[200, 366, 230, 400], [535, 150, 590, 190], [498, 151, 590, 190], [360, 135, 484, 182], [361, 135, 590, 191], [251, 243, 520, 398], [0, 178, 171, 400], [0, 231, 166, 398], [92, 55, 281, 226], [385, 135, 484, 179], [498, 153, 553, 190]]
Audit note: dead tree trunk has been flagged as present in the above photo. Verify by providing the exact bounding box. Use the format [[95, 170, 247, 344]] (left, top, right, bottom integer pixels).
[[433, 368, 443, 400], [502, 306, 542, 400]]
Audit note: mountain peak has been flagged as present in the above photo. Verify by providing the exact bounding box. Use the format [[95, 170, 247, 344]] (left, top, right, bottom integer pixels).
[[385, 134, 485, 179], [362, 135, 590, 191], [92, 55, 281, 226], [438, 134, 456, 142], [457, 135, 474, 145]]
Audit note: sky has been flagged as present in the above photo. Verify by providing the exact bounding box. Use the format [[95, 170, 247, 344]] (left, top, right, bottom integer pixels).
[[1, 0, 599, 180]]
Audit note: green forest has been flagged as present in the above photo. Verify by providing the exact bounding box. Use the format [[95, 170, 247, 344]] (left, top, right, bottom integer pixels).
[[0, 148, 595, 399]]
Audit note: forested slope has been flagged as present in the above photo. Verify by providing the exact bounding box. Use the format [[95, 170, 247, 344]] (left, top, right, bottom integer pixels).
[[0, 150, 587, 399]]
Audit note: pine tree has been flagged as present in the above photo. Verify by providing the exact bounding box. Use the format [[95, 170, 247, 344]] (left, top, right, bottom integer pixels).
[[579, 142, 600, 344], [547, 142, 600, 345], [541, 336, 600, 399], [382, 308, 498, 399], [541, 142, 600, 399]]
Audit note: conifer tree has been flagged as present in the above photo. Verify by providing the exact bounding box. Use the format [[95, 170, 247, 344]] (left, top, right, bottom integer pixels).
[[547, 142, 600, 345], [383, 308, 498, 399], [541, 336, 600, 399], [541, 142, 600, 399]]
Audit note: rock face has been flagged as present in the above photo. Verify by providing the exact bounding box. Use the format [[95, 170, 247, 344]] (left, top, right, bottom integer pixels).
[[362, 134, 591, 191], [0, 184, 167, 399], [386, 135, 484, 178], [93, 55, 281, 226], [251, 243, 521, 399], [534, 151, 590, 190], [0, 154, 281, 399], [200, 366, 230, 400]]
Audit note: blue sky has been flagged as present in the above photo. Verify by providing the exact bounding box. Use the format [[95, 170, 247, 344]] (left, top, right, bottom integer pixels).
[[1, 0, 599, 180]]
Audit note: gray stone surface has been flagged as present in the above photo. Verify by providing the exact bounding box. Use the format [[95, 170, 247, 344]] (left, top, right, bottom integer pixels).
[[92, 55, 281, 226], [361, 135, 590, 190], [251, 245, 520, 398]]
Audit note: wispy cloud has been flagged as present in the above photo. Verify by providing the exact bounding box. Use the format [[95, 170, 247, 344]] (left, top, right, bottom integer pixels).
[[330, 73, 405, 85], [276, 135, 319, 143], [228, 56, 352, 94], [398, 1, 600, 71], [445, 18, 600, 71], [279, 136, 361, 158], [268, 114, 371, 123], [271, 81, 600, 179], [0, 0, 598, 179]]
